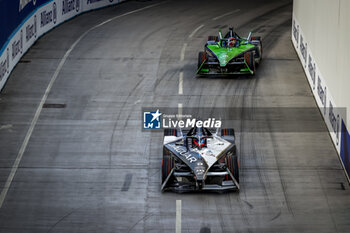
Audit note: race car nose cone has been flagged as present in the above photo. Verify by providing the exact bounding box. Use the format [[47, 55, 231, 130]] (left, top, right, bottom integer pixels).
[[194, 162, 206, 181], [219, 54, 230, 67]]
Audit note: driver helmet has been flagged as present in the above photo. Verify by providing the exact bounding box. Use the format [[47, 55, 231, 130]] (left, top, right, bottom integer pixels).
[[228, 37, 237, 47], [192, 127, 207, 150]]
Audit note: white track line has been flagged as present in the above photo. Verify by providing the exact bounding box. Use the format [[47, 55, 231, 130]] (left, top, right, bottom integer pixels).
[[0, 2, 164, 209], [176, 200, 182, 233], [212, 9, 240, 20], [180, 43, 187, 62], [178, 103, 183, 120], [178, 43, 186, 95], [189, 24, 204, 38], [178, 72, 183, 95]]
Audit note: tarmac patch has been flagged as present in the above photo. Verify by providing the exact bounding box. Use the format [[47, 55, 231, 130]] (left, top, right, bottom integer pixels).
[[121, 173, 133, 191]]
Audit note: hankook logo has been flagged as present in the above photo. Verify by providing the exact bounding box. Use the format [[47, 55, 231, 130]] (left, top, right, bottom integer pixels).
[[76, 0, 80, 12], [53, 3, 57, 24]]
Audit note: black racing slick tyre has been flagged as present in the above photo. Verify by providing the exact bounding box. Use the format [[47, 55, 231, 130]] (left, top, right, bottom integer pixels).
[[251, 36, 263, 62], [164, 128, 177, 136], [251, 36, 261, 41], [162, 152, 174, 184], [221, 128, 235, 137], [221, 128, 235, 143], [208, 36, 218, 41], [226, 154, 239, 183], [198, 51, 207, 70], [244, 51, 256, 75], [162, 129, 176, 185], [222, 128, 238, 183]]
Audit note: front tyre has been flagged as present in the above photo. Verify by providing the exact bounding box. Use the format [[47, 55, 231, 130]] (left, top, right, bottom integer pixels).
[[198, 51, 207, 70], [162, 152, 174, 184], [226, 154, 239, 183], [244, 51, 256, 75]]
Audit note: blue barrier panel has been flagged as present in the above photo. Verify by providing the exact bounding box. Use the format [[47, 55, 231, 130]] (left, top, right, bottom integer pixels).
[[0, 0, 50, 53], [341, 120, 350, 177]]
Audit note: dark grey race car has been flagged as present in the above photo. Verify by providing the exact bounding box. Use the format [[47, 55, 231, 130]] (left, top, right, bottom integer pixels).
[[161, 127, 239, 192]]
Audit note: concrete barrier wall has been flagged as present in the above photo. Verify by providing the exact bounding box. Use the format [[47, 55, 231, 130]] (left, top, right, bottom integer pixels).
[[0, 0, 126, 92], [292, 0, 350, 180]]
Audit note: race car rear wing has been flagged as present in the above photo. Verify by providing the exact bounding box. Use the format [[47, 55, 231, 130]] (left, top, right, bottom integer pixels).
[[246, 32, 252, 41], [218, 30, 223, 40]]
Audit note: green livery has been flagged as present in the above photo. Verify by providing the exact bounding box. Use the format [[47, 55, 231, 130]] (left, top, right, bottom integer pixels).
[[197, 27, 262, 75], [208, 43, 255, 67]]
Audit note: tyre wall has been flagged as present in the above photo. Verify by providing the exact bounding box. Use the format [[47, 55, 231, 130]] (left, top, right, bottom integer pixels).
[[0, 0, 126, 91], [292, 0, 350, 180]]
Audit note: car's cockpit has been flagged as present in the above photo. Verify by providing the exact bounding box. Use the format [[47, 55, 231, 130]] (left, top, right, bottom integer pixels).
[[185, 127, 213, 150], [220, 38, 240, 48]]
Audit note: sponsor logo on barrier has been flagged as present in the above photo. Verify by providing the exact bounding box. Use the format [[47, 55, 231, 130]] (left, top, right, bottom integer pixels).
[[41, 3, 57, 28], [293, 16, 346, 175], [300, 35, 307, 67], [62, 0, 80, 15], [26, 15, 37, 42], [308, 54, 316, 90], [76, 0, 80, 12], [292, 20, 299, 48], [7, 48, 9, 72], [329, 102, 340, 145], [53, 3, 57, 23], [12, 30, 23, 61], [34, 15, 37, 37], [19, 0, 36, 12], [87, 0, 104, 4], [317, 76, 327, 115], [0, 48, 10, 83]]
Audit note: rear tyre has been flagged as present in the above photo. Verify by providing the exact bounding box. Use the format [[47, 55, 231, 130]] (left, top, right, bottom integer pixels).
[[251, 36, 263, 63], [164, 128, 177, 136], [244, 51, 256, 75], [221, 128, 235, 143], [221, 128, 235, 137], [256, 42, 263, 65], [208, 36, 218, 41], [258, 40, 263, 59]]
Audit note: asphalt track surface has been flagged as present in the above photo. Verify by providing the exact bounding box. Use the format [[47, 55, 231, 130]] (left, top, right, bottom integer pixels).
[[1, 0, 350, 232]]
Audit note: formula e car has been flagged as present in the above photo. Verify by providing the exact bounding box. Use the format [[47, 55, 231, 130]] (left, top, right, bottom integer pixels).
[[161, 127, 239, 192], [197, 27, 262, 75]]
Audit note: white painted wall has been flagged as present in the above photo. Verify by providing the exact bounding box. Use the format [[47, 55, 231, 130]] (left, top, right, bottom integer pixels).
[[293, 0, 350, 128], [292, 0, 350, 180]]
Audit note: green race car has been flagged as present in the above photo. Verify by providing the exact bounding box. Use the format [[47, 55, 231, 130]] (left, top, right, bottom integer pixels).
[[197, 27, 262, 76]]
